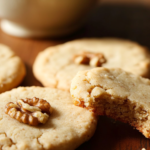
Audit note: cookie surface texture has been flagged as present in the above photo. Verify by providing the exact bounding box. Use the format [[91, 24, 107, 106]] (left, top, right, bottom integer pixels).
[[0, 87, 97, 150], [33, 38, 150, 91], [70, 67, 150, 138], [0, 44, 26, 93]]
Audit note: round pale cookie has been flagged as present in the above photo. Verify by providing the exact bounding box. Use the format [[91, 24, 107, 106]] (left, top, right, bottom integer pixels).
[[0, 44, 26, 93], [0, 86, 97, 150], [70, 68, 150, 138], [33, 38, 150, 91]]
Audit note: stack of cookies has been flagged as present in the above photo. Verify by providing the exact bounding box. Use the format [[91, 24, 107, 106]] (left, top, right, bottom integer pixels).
[[0, 38, 150, 150]]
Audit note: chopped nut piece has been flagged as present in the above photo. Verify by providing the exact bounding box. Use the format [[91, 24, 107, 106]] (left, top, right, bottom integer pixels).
[[90, 57, 100, 67], [32, 111, 49, 124], [74, 56, 89, 65], [17, 99, 41, 112], [73, 51, 106, 67], [5, 97, 52, 126]]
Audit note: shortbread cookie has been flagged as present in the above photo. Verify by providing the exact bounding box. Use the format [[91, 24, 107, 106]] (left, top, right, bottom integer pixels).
[[33, 38, 150, 91], [70, 68, 150, 138], [0, 44, 26, 93], [0, 87, 97, 150]]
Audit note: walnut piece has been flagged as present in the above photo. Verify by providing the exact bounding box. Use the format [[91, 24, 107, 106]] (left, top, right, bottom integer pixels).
[[5, 97, 52, 126], [73, 51, 106, 67]]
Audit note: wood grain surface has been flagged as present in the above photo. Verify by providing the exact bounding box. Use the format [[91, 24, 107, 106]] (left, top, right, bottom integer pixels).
[[0, 3, 150, 150], [100, 0, 150, 5]]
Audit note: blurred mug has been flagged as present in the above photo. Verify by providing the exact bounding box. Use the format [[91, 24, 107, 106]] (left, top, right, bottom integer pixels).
[[0, 0, 98, 38]]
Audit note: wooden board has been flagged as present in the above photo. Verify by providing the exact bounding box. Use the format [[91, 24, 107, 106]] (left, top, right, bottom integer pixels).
[[100, 0, 150, 5], [0, 3, 150, 150]]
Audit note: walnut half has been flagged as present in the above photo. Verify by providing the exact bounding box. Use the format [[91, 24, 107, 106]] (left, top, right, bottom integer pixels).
[[73, 51, 106, 67], [5, 97, 52, 126]]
